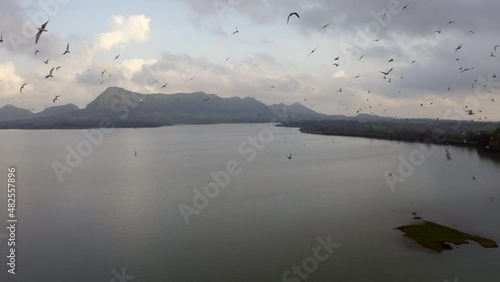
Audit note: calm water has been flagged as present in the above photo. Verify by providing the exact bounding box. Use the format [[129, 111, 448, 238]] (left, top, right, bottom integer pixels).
[[0, 124, 499, 282]]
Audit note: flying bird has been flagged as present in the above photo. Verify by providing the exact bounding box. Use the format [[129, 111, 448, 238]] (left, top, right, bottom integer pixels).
[[35, 21, 49, 44], [0, 34, 3, 43], [380, 68, 393, 76], [20, 83, 28, 93], [45, 67, 55, 79], [445, 149, 452, 161], [232, 27, 239, 35], [359, 54, 365, 60], [307, 45, 319, 57], [287, 153, 292, 160], [225, 56, 230, 64], [455, 45, 463, 53], [435, 28, 441, 34], [52, 95, 60, 103], [35, 50, 39, 56], [320, 22, 331, 29], [101, 69, 107, 78], [56, 66, 62, 71], [114, 54, 120, 60], [401, 1, 412, 10], [44, 58, 49, 64], [63, 43, 70, 55], [287, 12, 300, 24], [161, 83, 168, 89]]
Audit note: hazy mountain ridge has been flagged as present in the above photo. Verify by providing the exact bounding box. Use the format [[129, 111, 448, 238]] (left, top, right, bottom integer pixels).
[[0, 87, 491, 129]]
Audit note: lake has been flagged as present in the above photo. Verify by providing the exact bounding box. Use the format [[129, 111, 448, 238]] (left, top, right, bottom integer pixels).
[[0, 124, 499, 282]]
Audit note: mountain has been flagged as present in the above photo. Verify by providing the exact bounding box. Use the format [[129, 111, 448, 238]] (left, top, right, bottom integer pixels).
[[34, 104, 80, 117], [0, 105, 34, 122], [0, 87, 325, 129]]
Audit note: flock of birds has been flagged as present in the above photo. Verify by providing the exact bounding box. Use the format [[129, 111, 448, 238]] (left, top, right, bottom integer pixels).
[[2, 20, 176, 109], [1, 4, 498, 121]]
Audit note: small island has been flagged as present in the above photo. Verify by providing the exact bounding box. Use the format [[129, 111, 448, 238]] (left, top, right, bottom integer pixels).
[[396, 220, 498, 253]]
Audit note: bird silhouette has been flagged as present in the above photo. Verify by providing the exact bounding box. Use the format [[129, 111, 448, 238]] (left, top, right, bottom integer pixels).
[[63, 43, 70, 55], [45, 68, 55, 79], [35, 21, 49, 44], [287, 12, 300, 24], [20, 83, 28, 93]]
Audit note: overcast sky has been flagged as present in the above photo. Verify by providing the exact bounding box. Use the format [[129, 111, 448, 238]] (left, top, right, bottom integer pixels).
[[1, 0, 499, 121]]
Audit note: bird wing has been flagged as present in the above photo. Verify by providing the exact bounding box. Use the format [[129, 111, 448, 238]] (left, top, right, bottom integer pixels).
[[41, 21, 49, 30], [287, 12, 299, 24], [35, 30, 42, 44]]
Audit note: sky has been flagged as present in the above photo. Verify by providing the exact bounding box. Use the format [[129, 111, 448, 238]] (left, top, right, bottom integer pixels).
[[0, 0, 499, 121]]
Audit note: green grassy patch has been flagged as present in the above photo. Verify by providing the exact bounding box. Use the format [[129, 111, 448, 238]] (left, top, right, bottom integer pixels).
[[396, 220, 498, 253]]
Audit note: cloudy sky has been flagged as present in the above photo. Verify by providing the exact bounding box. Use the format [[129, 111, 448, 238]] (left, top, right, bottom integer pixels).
[[1, 0, 499, 120]]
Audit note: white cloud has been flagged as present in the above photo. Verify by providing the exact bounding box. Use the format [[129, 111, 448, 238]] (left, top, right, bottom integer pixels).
[[93, 14, 151, 51], [0, 62, 26, 98]]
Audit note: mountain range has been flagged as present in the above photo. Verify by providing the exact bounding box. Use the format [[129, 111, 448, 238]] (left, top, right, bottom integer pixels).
[[0, 87, 488, 130]]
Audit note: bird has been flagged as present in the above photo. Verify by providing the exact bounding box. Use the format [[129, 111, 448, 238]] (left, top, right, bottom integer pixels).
[[45, 68, 55, 79], [287, 153, 292, 160], [35, 50, 39, 56], [472, 174, 477, 180], [52, 95, 60, 103], [203, 98, 211, 102], [287, 12, 300, 24], [114, 54, 120, 60], [333, 63, 339, 67], [160, 83, 168, 89], [35, 21, 49, 44], [232, 27, 239, 35], [411, 60, 416, 63], [388, 58, 394, 63], [44, 58, 49, 64], [0, 33, 3, 43], [334, 56, 340, 61], [20, 83, 28, 93], [380, 68, 393, 76], [455, 45, 463, 53], [465, 110, 475, 115], [446, 20, 456, 26], [56, 66, 62, 71], [401, 1, 412, 10], [373, 38, 382, 42], [445, 149, 452, 161], [320, 23, 331, 29], [62, 43, 70, 55], [134, 151, 137, 157], [337, 88, 342, 93], [359, 54, 366, 60], [307, 45, 319, 57], [225, 56, 230, 64], [101, 69, 107, 78], [435, 28, 441, 34]]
